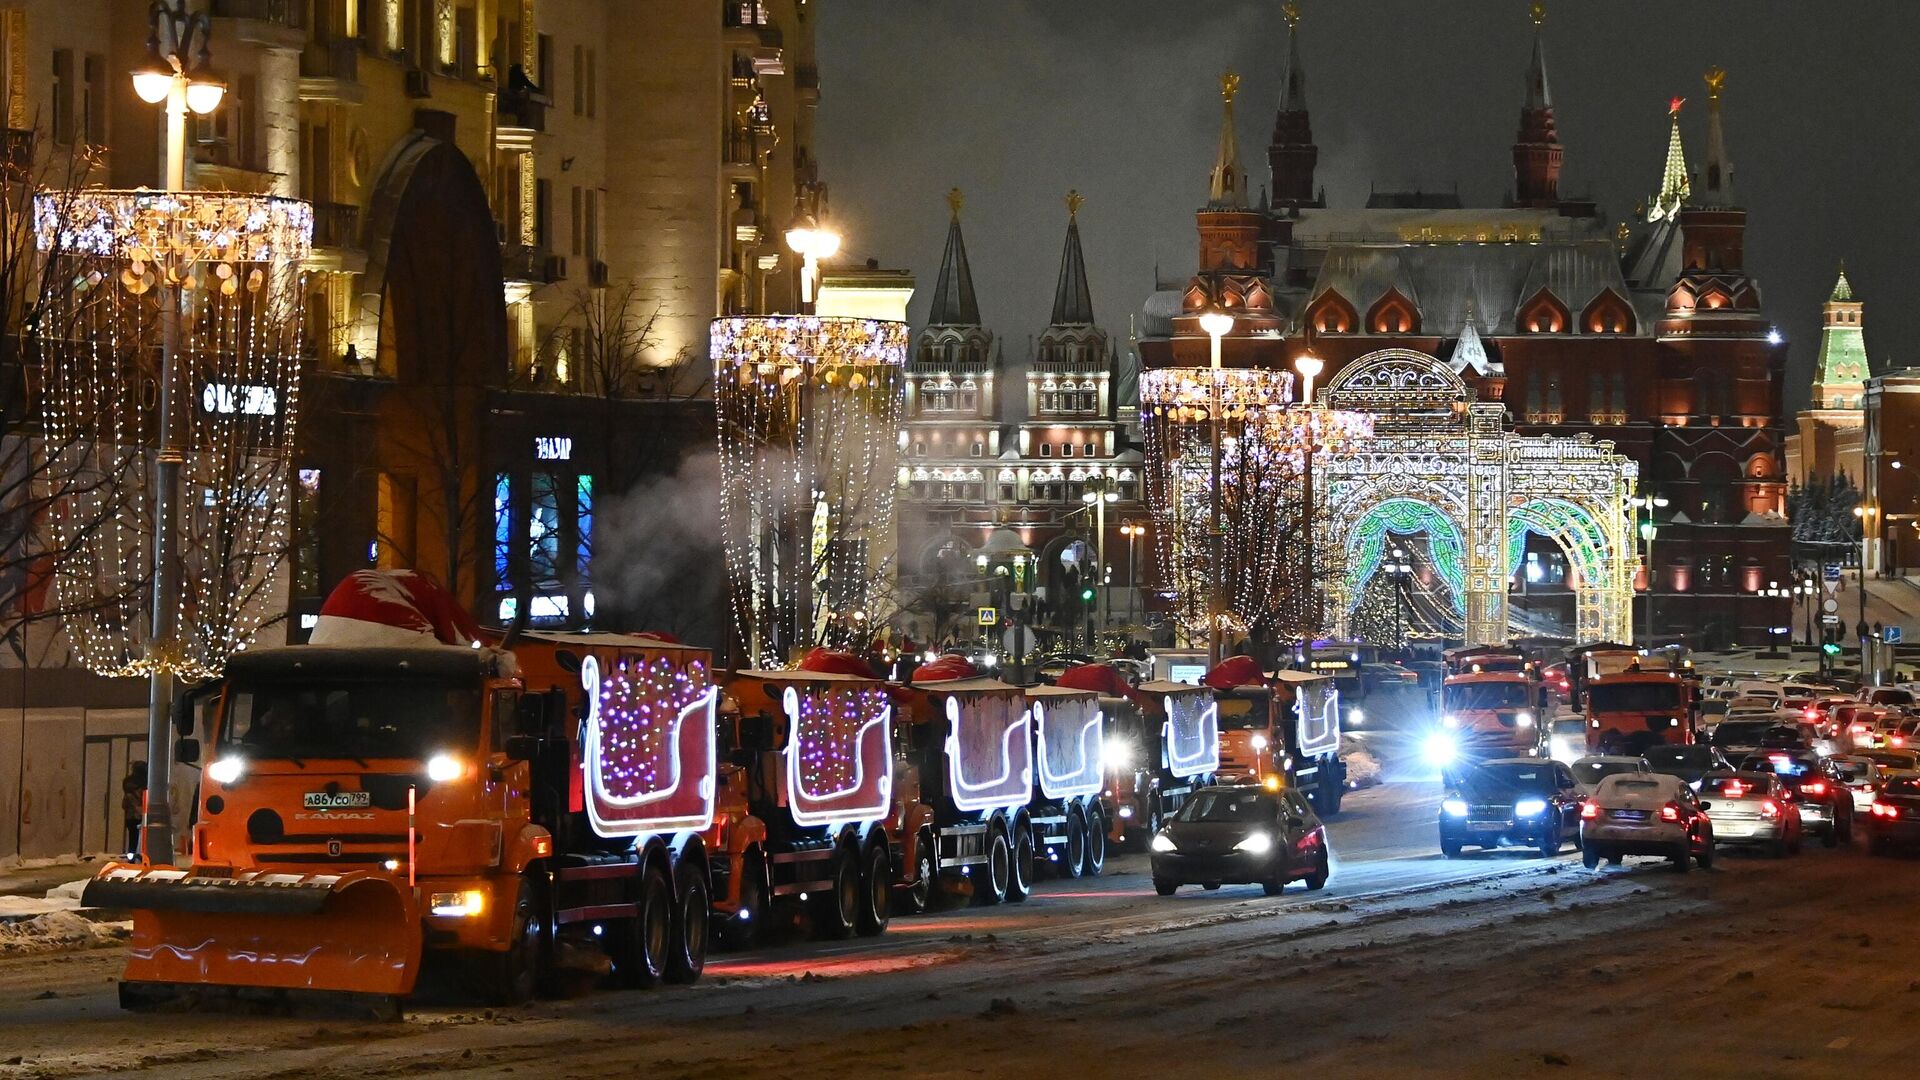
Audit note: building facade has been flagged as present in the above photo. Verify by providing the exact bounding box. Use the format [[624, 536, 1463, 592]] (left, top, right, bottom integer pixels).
[[896, 191, 1146, 650], [1136, 11, 1792, 647]]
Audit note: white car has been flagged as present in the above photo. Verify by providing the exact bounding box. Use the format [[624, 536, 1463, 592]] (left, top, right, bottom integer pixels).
[[1570, 755, 1650, 797], [1830, 755, 1881, 813], [1580, 772, 1714, 870], [1862, 687, 1918, 710]]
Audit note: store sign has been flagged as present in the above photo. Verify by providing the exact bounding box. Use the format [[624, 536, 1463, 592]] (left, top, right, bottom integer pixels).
[[534, 436, 572, 461], [200, 383, 277, 415]]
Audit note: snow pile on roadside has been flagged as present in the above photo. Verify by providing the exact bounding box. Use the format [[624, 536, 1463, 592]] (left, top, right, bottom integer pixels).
[[1342, 738, 1384, 789], [0, 881, 86, 919], [0, 910, 129, 958]]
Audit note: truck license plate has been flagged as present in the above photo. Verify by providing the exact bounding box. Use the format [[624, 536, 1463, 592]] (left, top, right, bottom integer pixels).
[[304, 791, 371, 810]]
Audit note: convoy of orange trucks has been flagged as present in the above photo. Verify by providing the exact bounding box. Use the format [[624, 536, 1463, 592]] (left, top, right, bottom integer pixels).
[[1580, 657, 1699, 755], [81, 571, 1381, 1016], [1432, 645, 1545, 764]]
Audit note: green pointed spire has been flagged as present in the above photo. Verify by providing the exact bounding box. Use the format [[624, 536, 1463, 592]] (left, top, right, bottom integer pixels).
[[1813, 264, 1869, 409]]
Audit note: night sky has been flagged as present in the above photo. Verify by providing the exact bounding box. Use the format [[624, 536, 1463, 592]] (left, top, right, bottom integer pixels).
[[817, 0, 1920, 415]]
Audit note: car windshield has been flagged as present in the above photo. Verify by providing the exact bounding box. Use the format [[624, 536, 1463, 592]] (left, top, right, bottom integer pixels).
[[1178, 790, 1277, 824], [1549, 717, 1586, 735], [1601, 777, 1666, 798], [1444, 682, 1530, 710], [1573, 760, 1642, 786], [1883, 778, 1920, 797], [1458, 763, 1554, 798], [1831, 760, 1872, 782], [1703, 775, 1767, 795], [220, 677, 482, 761], [1588, 683, 1684, 713]]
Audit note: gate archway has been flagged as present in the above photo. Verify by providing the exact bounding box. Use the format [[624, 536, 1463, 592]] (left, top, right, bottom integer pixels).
[[1320, 349, 1636, 645]]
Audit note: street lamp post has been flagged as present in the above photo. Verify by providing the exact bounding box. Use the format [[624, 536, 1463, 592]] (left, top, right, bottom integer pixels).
[[1628, 491, 1668, 648], [784, 209, 840, 316], [1120, 522, 1146, 628], [129, 0, 225, 866], [1081, 484, 1119, 637], [1294, 351, 1326, 635], [1198, 308, 1234, 668], [1386, 546, 1413, 651], [1855, 502, 1879, 682], [777, 215, 839, 658]]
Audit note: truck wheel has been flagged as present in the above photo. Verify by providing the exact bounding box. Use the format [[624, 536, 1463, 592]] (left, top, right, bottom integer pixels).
[[485, 877, 543, 1005], [975, 825, 1011, 906], [895, 829, 938, 915], [856, 841, 891, 937], [813, 843, 860, 939], [612, 863, 672, 989], [665, 861, 708, 984], [1006, 822, 1036, 902], [722, 852, 767, 950], [1082, 809, 1106, 877], [1062, 811, 1087, 879]]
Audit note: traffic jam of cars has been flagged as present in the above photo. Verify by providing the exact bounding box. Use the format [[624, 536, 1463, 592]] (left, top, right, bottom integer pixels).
[[1426, 642, 1920, 869]]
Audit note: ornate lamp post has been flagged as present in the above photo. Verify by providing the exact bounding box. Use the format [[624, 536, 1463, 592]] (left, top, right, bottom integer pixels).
[[1628, 490, 1668, 647], [1293, 348, 1327, 635], [1386, 546, 1414, 650], [1197, 309, 1233, 667], [1120, 521, 1146, 628], [784, 211, 840, 315]]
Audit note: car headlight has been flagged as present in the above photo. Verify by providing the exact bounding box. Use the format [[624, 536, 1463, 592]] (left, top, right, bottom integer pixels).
[[425, 752, 465, 782], [1442, 797, 1469, 817], [206, 756, 245, 785], [1425, 732, 1459, 767], [1251, 733, 1269, 750], [1234, 832, 1274, 854], [1513, 797, 1548, 817], [1348, 707, 1365, 726], [1150, 833, 1177, 853], [1442, 713, 1460, 728], [1515, 711, 1535, 728]]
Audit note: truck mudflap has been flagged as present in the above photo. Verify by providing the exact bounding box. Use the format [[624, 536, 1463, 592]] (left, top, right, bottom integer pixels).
[[88, 863, 424, 999]]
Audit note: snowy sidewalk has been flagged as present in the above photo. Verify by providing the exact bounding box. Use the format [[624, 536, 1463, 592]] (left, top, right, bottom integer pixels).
[[0, 860, 129, 958]]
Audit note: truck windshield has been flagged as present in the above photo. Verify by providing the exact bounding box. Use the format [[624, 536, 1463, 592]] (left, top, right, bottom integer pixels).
[[1444, 682, 1529, 710], [1588, 683, 1683, 713], [220, 678, 482, 761]]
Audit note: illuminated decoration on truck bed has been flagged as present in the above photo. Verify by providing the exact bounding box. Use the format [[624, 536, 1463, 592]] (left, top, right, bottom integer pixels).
[[1035, 697, 1105, 800], [945, 692, 1033, 811], [582, 653, 719, 835], [782, 684, 895, 827]]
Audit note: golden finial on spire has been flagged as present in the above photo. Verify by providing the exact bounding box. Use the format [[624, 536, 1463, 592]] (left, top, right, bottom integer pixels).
[[1704, 66, 1726, 101], [1221, 69, 1241, 105], [946, 187, 964, 219], [1066, 189, 1084, 218], [1282, 1, 1301, 30], [1530, 1, 1546, 27]]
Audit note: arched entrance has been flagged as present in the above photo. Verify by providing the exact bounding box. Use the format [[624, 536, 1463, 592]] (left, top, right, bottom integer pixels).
[[1321, 349, 1637, 645]]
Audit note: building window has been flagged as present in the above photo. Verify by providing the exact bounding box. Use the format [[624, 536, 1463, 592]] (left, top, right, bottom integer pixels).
[[570, 185, 583, 256], [970, 441, 983, 457], [50, 49, 72, 144], [585, 188, 602, 261], [537, 32, 554, 86], [294, 468, 322, 600], [535, 178, 552, 248], [493, 472, 513, 594], [912, 441, 925, 456], [1040, 443, 1052, 458], [81, 53, 105, 144], [998, 483, 1016, 502]]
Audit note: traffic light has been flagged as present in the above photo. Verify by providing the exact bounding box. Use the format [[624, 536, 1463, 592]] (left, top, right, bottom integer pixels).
[[1081, 586, 1096, 603], [1822, 641, 1842, 657]]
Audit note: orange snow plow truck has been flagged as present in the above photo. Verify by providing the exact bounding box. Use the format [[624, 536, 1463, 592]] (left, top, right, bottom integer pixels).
[[84, 571, 722, 1015]]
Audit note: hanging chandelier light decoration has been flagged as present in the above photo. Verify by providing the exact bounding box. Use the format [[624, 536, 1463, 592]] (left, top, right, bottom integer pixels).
[[712, 316, 907, 668], [32, 190, 312, 679], [1140, 367, 1372, 643]]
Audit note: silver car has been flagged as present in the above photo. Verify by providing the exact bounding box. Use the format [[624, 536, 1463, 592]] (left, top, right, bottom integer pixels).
[[1699, 771, 1803, 856]]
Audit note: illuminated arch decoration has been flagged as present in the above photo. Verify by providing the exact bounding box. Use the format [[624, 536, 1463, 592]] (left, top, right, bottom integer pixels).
[[1321, 349, 1636, 645], [1345, 498, 1469, 615]]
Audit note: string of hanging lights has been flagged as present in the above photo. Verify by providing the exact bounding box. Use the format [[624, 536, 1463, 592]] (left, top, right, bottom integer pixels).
[[31, 190, 311, 681], [713, 316, 907, 668]]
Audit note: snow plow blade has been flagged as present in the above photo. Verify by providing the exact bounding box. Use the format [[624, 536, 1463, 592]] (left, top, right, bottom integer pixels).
[[87, 864, 423, 999]]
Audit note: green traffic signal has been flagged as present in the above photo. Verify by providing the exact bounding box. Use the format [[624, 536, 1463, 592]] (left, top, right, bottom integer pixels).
[[1081, 588, 1095, 602], [1822, 642, 1841, 656]]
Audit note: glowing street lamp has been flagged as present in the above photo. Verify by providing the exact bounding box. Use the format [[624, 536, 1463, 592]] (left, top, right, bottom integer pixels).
[[1196, 309, 1233, 667], [1294, 351, 1325, 404], [134, 1, 226, 192], [1119, 522, 1146, 627], [784, 212, 841, 315], [1629, 491, 1669, 646]]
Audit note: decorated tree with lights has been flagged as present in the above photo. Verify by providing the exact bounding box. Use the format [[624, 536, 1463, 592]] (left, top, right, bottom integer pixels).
[[714, 316, 907, 667], [1140, 368, 1370, 649]]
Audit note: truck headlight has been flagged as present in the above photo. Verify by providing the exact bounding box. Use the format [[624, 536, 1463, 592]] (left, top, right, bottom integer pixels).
[[207, 756, 245, 785], [1425, 733, 1459, 767], [1514, 797, 1548, 817], [429, 890, 487, 917], [1251, 734, 1269, 750], [1150, 833, 1177, 853], [1234, 832, 1273, 854], [1348, 707, 1365, 726], [1102, 740, 1135, 771], [1515, 712, 1535, 728], [426, 752, 465, 782], [1442, 713, 1460, 728]]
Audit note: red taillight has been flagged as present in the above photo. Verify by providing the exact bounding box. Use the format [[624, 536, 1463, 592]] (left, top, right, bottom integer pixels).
[[1659, 801, 1682, 822], [1760, 799, 1781, 819], [1802, 780, 1828, 797], [1580, 800, 1600, 820], [1724, 780, 1747, 797], [1852, 724, 1869, 734], [1804, 708, 1819, 719], [1895, 736, 1907, 747], [1871, 802, 1893, 818]]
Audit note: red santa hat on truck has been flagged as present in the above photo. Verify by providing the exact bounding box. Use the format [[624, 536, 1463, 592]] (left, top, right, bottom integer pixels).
[[309, 570, 487, 649]]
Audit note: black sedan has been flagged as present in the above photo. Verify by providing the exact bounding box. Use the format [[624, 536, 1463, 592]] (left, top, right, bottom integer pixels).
[[1738, 750, 1855, 846], [1440, 758, 1583, 859], [1867, 771, 1920, 855], [1150, 785, 1330, 897]]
